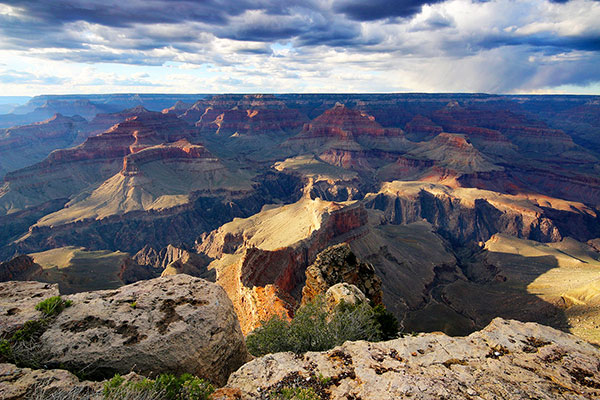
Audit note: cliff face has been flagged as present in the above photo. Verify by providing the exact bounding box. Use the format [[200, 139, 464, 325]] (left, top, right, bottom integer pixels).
[[364, 181, 598, 244], [0, 109, 194, 216], [0, 255, 45, 283], [197, 197, 369, 333], [283, 104, 407, 156], [181, 94, 308, 138], [1, 172, 302, 258], [0, 114, 89, 178]]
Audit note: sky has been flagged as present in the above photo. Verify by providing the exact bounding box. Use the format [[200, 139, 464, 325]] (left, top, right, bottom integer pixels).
[[0, 0, 599, 95]]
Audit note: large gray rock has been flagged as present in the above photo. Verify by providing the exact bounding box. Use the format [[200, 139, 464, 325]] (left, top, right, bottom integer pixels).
[[2, 275, 249, 386], [222, 318, 600, 399], [46, 274, 248, 385]]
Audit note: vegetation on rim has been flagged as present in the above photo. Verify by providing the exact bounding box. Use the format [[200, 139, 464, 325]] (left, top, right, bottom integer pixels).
[[246, 296, 398, 357]]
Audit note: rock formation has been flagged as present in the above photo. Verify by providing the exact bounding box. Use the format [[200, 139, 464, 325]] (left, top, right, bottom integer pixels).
[[0, 255, 45, 282], [324, 283, 368, 311], [282, 104, 408, 170], [0, 108, 194, 215], [301, 243, 382, 306], [197, 197, 369, 333], [364, 180, 597, 243], [0, 114, 89, 178], [0, 281, 59, 335], [221, 318, 600, 399]]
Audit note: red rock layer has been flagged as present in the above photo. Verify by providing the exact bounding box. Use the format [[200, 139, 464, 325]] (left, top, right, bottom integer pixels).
[[432, 104, 575, 153], [295, 103, 402, 141], [197, 108, 307, 136], [121, 139, 217, 176], [404, 115, 443, 141]]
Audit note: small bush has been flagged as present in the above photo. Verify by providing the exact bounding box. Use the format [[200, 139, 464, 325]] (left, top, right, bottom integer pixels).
[[35, 296, 73, 317], [245, 315, 290, 356], [103, 373, 214, 400], [270, 387, 321, 400], [372, 304, 399, 340], [0, 319, 49, 368], [0, 339, 12, 360], [246, 296, 398, 357]]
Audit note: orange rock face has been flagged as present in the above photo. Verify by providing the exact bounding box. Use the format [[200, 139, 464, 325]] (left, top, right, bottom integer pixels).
[[199, 201, 369, 333]]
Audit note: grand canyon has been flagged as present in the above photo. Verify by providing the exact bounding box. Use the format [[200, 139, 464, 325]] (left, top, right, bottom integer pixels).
[[2, 0, 600, 397], [1, 93, 600, 399]]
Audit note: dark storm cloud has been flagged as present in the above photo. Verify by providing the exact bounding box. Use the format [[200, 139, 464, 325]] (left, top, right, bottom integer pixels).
[[478, 33, 600, 53], [333, 0, 446, 21], [2, 0, 594, 56], [0, 0, 599, 95], [2, 0, 326, 28], [3, 0, 244, 27]]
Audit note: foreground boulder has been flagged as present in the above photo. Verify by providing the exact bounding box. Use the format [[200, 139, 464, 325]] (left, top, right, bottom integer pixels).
[[2, 275, 248, 386], [222, 318, 600, 399]]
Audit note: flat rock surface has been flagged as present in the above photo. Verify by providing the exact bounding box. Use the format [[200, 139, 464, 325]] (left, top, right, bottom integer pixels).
[[0, 281, 58, 336], [224, 318, 600, 399]]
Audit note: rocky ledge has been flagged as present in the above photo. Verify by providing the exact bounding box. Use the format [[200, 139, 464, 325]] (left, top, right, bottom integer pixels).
[[218, 318, 600, 399], [2, 275, 600, 399]]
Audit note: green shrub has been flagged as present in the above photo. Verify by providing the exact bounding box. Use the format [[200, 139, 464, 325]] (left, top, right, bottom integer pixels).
[[270, 387, 321, 400], [0, 319, 49, 367], [35, 296, 73, 317], [287, 297, 333, 353], [246, 296, 398, 357], [103, 373, 214, 400], [372, 304, 399, 340], [328, 300, 381, 344], [245, 315, 290, 356], [0, 339, 12, 360]]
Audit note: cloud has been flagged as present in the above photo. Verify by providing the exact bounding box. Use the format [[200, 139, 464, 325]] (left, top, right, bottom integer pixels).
[[0, 0, 598, 94], [333, 0, 446, 20], [0, 69, 66, 84]]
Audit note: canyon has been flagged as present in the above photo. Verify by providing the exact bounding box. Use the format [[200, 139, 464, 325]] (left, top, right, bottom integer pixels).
[[1, 92, 600, 348]]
